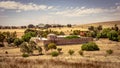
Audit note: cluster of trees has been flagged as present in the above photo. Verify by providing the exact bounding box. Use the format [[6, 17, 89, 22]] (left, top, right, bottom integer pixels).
[[88, 24, 120, 41], [0, 24, 72, 29], [0, 28, 66, 47], [0, 31, 17, 47]]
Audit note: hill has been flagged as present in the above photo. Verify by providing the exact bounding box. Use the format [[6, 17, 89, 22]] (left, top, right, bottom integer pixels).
[[77, 21, 120, 28]]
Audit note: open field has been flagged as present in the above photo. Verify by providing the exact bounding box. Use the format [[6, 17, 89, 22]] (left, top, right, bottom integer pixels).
[[0, 39, 120, 68], [0, 21, 120, 68]]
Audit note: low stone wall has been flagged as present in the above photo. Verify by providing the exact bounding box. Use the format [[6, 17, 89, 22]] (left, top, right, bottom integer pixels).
[[42, 37, 93, 45], [55, 37, 93, 45]]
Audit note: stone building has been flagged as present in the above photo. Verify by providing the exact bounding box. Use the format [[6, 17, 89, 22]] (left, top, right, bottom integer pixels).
[[36, 33, 93, 45]]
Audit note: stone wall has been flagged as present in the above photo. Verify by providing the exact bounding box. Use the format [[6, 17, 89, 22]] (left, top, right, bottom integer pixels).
[[43, 37, 93, 45], [55, 37, 93, 45]]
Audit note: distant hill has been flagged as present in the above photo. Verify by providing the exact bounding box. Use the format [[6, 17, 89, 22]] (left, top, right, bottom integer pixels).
[[76, 21, 120, 28]]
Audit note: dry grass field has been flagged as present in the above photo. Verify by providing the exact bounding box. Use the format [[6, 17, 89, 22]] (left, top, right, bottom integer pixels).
[[0, 21, 120, 68], [0, 29, 25, 38], [77, 21, 120, 28], [0, 39, 120, 68]]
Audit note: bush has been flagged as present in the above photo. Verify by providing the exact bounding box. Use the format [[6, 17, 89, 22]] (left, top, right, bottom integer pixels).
[[78, 50, 83, 56], [68, 49, 74, 55], [106, 49, 113, 55], [57, 48, 62, 53], [81, 42, 99, 51], [118, 35, 120, 42], [37, 46, 42, 55], [22, 53, 29, 57], [107, 30, 118, 41], [0, 43, 4, 47], [5, 51, 8, 54], [51, 51, 59, 57], [65, 35, 80, 39], [48, 43, 57, 50]]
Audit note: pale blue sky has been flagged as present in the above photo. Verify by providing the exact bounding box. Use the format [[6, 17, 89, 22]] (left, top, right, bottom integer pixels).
[[0, 0, 120, 26]]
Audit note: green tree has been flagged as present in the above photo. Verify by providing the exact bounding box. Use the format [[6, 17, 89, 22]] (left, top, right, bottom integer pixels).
[[100, 28, 111, 38], [28, 41, 37, 50], [88, 26, 94, 31], [23, 31, 37, 42], [0, 33, 5, 47], [20, 42, 33, 54], [6, 37, 15, 44], [97, 25, 102, 31], [112, 24, 119, 31], [14, 38, 23, 47]]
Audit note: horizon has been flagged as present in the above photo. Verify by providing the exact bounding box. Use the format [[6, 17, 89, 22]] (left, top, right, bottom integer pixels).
[[0, 0, 120, 26]]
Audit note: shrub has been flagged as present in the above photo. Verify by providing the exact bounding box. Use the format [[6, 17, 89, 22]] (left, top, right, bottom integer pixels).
[[0, 43, 4, 47], [48, 43, 57, 50], [78, 50, 83, 56], [37, 46, 42, 55], [106, 49, 113, 55], [57, 48, 62, 53], [117, 35, 120, 42], [5, 51, 8, 54], [51, 51, 59, 57], [65, 35, 80, 39], [14, 38, 23, 47], [107, 30, 118, 41], [81, 42, 99, 51], [20, 42, 33, 54], [22, 53, 29, 57], [6, 37, 15, 44], [68, 49, 74, 55]]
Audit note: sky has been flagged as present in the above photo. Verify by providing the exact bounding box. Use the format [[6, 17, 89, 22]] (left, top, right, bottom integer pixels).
[[0, 0, 120, 26]]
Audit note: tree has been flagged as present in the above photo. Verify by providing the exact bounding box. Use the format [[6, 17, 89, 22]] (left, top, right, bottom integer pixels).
[[48, 43, 57, 50], [100, 28, 111, 38], [20, 42, 29, 54], [0, 33, 5, 47], [112, 24, 119, 31], [28, 24, 35, 28], [97, 25, 102, 31], [20, 42, 33, 54], [88, 26, 94, 31], [28, 41, 37, 50], [67, 24, 72, 27], [72, 30, 80, 35], [14, 38, 23, 47], [6, 37, 15, 44], [59, 31, 65, 35], [22, 35, 31, 42], [24, 29, 37, 34], [96, 33, 101, 39], [22, 32, 37, 42]]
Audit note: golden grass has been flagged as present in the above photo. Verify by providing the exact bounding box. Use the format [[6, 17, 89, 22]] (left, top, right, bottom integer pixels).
[[0, 56, 120, 68]]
